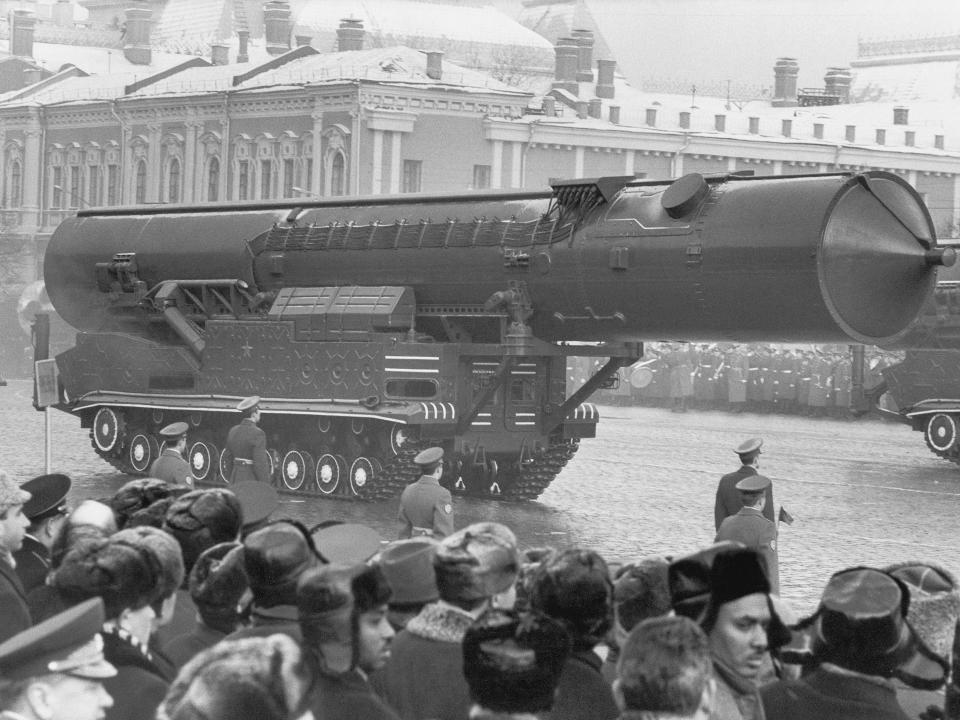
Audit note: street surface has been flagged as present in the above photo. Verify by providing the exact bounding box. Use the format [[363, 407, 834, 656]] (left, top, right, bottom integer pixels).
[[3, 378, 958, 616]]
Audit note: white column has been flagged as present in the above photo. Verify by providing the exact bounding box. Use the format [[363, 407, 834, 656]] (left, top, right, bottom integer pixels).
[[727, 156, 737, 172], [389, 131, 402, 194], [183, 119, 199, 202], [510, 141, 522, 188], [772, 160, 783, 175], [491, 140, 503, 189], [147, 122, 161, 202], [624, 149, 635, 175], [371, 129, 384, 195], [574, 146, 584, 178], [952, 175, 960, 232], [311, 108, 323, 195], [22, 115, 41, 232]]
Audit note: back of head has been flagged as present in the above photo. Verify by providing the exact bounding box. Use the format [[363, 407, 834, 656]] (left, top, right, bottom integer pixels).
[[163, 489, 243, 575], [244, 521, 320, 608], [112, 526, 185, 601], [434, 522, 519, 607], [68, 499, 118, 534], [189, 542, 248, 634], [529, 548, 612, 650], [614, 557, 672, 634], [462, 609, 571, 715], [157, 634, 310, 720], [53, 536, 161, 619], [111, 479, 179, 529], [616, 616, 712, 715]]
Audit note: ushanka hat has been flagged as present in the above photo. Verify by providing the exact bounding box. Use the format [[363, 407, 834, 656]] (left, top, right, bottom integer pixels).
[[801, 566, 949, 689], [668, 541, 744, 621], [884, 561, 960, 669]]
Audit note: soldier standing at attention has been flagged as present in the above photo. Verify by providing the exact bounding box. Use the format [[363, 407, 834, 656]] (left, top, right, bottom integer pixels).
[[714, 438, 774, 531], [398, 447, 453, 539], [14, 473, 71, 595], [225, 396, 271, 484], [715, 475, 780, 594], [149, 422, 194, 488]]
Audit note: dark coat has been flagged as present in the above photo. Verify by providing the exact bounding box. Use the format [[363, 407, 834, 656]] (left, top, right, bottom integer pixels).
[[222, 604, 301, 643], [225, 418, 271, 484], [550, 649, 619, 720], [149, 448, 194, 487], [0, 557, 32, 643], [13, 534, 50, 595], [715, 506, 780, 595], [309, 669, 401, 720], [715, 465, 775, 530], [398, 475, 454, 539], [152, 588, 197, 651], [101, 628, 171, 720], [162, 622, 226, 671], [760, 667, 912, 720], [26, 581, 67, 624]]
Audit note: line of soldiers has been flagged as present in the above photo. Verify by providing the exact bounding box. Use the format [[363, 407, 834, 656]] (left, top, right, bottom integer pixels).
[[573, 344, 899, 417]]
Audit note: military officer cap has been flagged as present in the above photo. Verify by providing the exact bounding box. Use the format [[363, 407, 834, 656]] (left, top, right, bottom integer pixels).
[[733, 437, 763, 455], [413, 447, 444, 466], [735, 474, 771, 492], [21, 473, 71, 522], [0, 597, 116, 681], [159, 421, 189, 439], [311, 522, 383, 565], [236, 396, 261, 412]]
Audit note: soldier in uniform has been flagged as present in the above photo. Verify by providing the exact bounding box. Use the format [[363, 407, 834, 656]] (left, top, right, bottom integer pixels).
[[398, 447, 454, 540], [14, 473, 71, 595], [726, 345, 749, 413], [715, 474, 780, 594], [224, 396, 271, 484], [0, 598, 116, 720], [714, 438, 775, 530], [149, 422, 194, 488]]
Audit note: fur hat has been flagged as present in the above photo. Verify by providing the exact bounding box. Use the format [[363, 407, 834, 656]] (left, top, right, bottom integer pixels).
[[157, 634, 311, 720], [614, 556, 672, 633], [110, 479, 182, 529], [884, 561, 960, 667], [529, 548, 613, 651], [112, 526, 185, 600], [53, 537, 162, 619], [190, 542, 248, 633], [125, 497, 177, 529], [163, 489, 243, 575], [243, 521, 320, 608], [0, 471, 30, 515], [463, 609, 571, 714], [668, 541, 744, 621], [434, 522, 519, 604]]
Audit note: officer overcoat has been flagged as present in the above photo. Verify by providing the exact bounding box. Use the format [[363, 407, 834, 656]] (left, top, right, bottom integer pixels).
[[13, 534, 49, 595], [149, 448, 194, 487], [715, 506, 780, 595], [225, 418, 271, 484], [398, 475, 454, 539], [714, 466, 775, 530]]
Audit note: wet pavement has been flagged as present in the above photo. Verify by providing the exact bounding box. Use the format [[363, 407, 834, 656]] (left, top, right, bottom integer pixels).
[[3, 377, 959, 616]]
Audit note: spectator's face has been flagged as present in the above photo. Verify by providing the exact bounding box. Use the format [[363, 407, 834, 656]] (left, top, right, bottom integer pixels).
[[0, 503, 29, 554], [35, 675, 114, 720], [708, 593, 770, 679], [356, 604, 395, 672]]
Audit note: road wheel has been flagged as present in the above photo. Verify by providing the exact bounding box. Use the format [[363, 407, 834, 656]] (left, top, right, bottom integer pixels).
[[349, 456, 381, 497], [92, 407, 124, 454], [389, 425, 418, 455], [128, 432, 158, 474], [926, 413, 959, 454], [315, 453, 345, 495], [189, 439, 220, 484], [218, 448, 233, 484], [281, 449, 314, 491]]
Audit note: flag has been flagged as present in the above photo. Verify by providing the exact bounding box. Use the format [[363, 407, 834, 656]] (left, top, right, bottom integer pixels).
[[778, 506, 794, 526]]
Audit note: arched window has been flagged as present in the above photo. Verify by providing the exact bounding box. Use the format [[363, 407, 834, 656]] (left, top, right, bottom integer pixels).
[[135, 160, 147, 204], [331, 152, 344, 196], [167, 158, 181, 203], [206, 157, 220, 201], [9, 160, 21, 206]]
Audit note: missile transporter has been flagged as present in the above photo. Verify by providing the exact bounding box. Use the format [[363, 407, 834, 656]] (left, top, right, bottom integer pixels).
[[44, 171, 947, 500]]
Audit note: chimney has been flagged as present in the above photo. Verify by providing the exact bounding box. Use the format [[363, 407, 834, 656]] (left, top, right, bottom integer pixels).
[[237, 30, 250, 63], [571, 28, 594, 83], [893, 106, 909, 125], [551, 37, 579, 95], [52, 0, 73, 27], [542, 96, 556, 116], [263, 1, 292, 56], [11, 10, 36, 58], [609, 105, 620, 124], [596, 59, 615, 99], [211, 43, 229, 65], [23, 66, 42, 86], [772, 57, 799, 107], [824, 66, 852, 103], [575, 99, 588, 119], [337, 18, 365, 52], [426, 51, 443, 80], [645, 107, 657, 126], [295, 34, 312, 47], [123, 5, 152, 65], [587, 97, 602, 118]]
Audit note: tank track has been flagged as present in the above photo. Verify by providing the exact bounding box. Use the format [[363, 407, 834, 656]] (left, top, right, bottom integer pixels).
[[349, 443, 424, 502], [500, 441, 579, 501], [90, 431, 136, 476]]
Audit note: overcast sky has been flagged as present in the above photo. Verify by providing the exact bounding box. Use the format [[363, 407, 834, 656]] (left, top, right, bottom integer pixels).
[[535, 0, 960, 92]]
